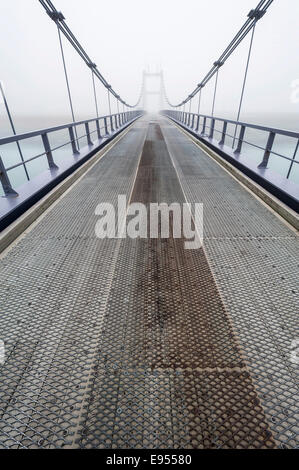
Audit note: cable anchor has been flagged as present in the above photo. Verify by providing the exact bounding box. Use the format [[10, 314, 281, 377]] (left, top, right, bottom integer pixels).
[[48, 11, 65, 22], [248, 9, 266, 20]]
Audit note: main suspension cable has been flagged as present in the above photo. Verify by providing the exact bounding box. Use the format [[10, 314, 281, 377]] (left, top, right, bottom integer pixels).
[[163, 0, 274, 108], [39, 0, 143, 108]]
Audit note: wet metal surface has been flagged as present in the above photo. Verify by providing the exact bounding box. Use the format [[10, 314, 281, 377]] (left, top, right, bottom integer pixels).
[[0, 116, 296, 448], [161, 118, 299, 449]]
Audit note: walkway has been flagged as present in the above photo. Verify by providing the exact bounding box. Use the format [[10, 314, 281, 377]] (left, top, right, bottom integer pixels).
[[0, 116, 297, 449]]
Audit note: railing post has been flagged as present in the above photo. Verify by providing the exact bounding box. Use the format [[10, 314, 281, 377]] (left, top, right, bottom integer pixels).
[[209, 118, 215, 139], [104, 117, 109, 136], [68, 126, 80, 154], [42, 133, 58, 169], [287, 139, 299, 179], [258, 131, 275, 168], [96, 119, 102, 140], [114, 115, 118, 130], [201, 117, 207, 135], [0, 155, 18, 196], [110, 115, 115, 133], [195, 115, 200, 133], [191, 114, 195, 129], [85, 122, 93, 146], [234, 125, 246, 154], [219, 121, 227, 145]]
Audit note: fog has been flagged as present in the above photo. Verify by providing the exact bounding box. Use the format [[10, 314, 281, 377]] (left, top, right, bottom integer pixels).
[[0, 0, 298, 132]]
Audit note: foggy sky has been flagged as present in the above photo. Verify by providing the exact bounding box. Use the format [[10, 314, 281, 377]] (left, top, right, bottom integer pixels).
[[0, 0, 298, 131]]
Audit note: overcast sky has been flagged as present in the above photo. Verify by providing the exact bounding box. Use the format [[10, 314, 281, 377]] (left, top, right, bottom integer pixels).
[[0, 0, 298, 130]]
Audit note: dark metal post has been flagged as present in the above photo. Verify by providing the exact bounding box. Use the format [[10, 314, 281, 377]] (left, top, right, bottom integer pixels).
[[104, 117, 109, 136], [195, 115, 200, 133], [201, 117, 207, 135], [0, 155, 18, 196], [110, 115, 114, 133], [68, 126, 80, 154], [188, 99, 192, 126], [234, 125, 246, 154], [42, 133, 58, 169], [85, 122, 93, 146], [209, 118, 215, 139], [96, 119, 102, 140], [219, 121, 227, 145], [258, 131, 275, 168]]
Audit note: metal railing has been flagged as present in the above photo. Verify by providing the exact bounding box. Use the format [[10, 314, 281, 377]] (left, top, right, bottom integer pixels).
[[163, 110, 299, 181], [0, 111, 142, 196]]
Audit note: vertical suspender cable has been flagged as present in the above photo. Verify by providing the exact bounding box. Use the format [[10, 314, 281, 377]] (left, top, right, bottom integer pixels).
[[57, 25, 79, 149], [0, 82, 30, 180], [197, 88, 202, 114], [107, 89, 112, 115], [211, 69, 219, 117], [286, 139, 299, 179], [91, 68, 99, 118], [233, 24, 256, 147]]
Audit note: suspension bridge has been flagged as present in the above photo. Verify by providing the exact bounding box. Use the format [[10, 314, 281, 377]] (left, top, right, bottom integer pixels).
[[0, 0, 298, 450]]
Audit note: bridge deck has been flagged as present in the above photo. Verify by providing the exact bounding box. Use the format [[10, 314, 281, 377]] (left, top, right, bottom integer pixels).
[[0, 116, 298, 449]]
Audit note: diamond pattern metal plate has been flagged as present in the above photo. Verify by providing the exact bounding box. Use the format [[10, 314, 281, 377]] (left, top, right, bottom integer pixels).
[[161, 118, 298, 449], [0, 117, 285, 448]]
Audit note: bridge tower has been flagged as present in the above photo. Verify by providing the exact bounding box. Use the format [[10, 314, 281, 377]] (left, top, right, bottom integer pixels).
[[142, 70, 164, 111]]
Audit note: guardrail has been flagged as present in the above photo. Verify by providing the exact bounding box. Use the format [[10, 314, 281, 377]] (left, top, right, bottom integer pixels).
[[163, 110, 299, 180], [162, 110, 299, 211], [0, 110, 142, 196]]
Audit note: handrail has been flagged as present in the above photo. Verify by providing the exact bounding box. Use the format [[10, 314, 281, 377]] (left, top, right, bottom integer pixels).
[[162, 110, 299, 181], [0, 111, 143, 196], [0, 113, 134, 145], [166, 111, 299, 140]]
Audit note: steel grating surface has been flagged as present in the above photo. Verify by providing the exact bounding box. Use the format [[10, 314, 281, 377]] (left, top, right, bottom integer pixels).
[[0, 122, 147, 449], [161, 118, 299, 449], [0, 116, 291, 449], [78, 122, 275, 449]]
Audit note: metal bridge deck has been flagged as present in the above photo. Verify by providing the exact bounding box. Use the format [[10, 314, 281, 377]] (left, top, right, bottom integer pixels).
[[0, 116, 297, 449]]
